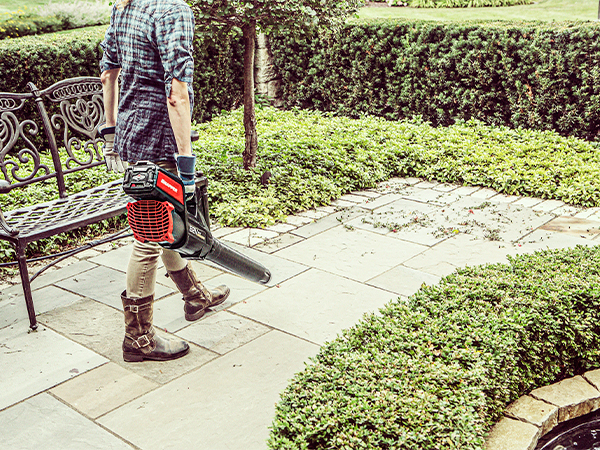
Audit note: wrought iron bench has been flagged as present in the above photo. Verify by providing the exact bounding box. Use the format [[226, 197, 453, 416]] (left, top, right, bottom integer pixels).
[[0, 77, 130, 331]]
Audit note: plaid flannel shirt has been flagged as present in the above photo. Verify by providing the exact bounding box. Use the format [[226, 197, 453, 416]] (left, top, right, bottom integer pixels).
[[100, 0, 195, 163]]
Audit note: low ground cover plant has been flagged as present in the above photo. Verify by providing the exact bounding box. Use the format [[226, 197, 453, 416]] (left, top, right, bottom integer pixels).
[[2, 107, 600, 263], [268, 244, 600, 448]]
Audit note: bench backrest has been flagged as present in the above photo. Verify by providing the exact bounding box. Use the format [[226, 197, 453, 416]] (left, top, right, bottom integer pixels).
[[0, 77, 105, 198]]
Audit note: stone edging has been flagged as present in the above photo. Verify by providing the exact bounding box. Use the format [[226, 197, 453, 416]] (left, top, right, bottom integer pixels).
[[486, 369, 600, 450]]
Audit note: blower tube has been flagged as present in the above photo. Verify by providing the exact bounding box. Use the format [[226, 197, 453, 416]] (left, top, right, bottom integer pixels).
[[206, 239, 271, 284]]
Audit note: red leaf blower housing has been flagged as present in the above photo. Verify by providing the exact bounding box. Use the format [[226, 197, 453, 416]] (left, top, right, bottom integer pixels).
[[122, 161, 271, 285]]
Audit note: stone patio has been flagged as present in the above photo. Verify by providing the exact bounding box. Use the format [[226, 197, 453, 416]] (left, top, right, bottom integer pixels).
[[1, 177, 599, 449]]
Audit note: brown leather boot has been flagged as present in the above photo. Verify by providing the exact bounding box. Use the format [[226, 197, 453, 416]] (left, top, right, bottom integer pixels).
[[167, 263, 230, 321], [121, 291, 189, 362]]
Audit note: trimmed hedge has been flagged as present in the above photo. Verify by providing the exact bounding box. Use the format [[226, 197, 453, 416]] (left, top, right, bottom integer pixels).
[[269, 245, 600, 449], [269, 20, 600, 141], [0, 26, 244, 123], [0, 13, 66, 40]]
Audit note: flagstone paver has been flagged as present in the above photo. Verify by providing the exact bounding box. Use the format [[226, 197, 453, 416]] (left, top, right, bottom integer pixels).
[[404, 187, 462, 206], [29, 260, 98, 291], [0, 324, 107, 410], [291, 206, 368, 238], [277, 225, 427, 283], [222, 227, 280, 247], [469, 187, 499, 199], [451, 185, 482, 196], [88, 244, 133, 272], [513, 197, 544, 208], [505, 395, 559, 436], [55, 265, 173, 310], [530, 376, 600, 422], [176, 310, 271, 354], [532, 199, 566, 212], [366, 265, 442, 297], [0, 394, 133, 450], [211, 226, 243, 238], [283, 214, 313, 226], [540, 216, 600, 238], [50, 362, 158, 419], [253, 232, 306, 253], [489, 193, 521, 204], [230, 268, 396, 345], [98, 330, 319, 450], [265, 222, 298, 233], [297, 208, 332, 220], [0, 285, 82, 329]]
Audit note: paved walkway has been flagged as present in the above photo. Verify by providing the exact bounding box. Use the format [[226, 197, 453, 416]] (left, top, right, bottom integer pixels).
[[2, 177, 600, 450]]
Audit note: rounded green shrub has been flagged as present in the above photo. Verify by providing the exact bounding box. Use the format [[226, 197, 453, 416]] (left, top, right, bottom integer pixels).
[[269, 245, 600, 449]]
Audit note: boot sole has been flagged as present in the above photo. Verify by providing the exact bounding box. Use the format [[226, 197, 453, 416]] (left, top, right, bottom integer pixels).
[[184, 289, 230, 321], [184, 308, 206, 322], [123, 346, 190, 362]]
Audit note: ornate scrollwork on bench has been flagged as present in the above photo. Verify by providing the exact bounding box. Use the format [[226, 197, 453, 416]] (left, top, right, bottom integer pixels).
[[51, 94, 104, 169], [47, 80, 103, 103], [0, 106, 50, 189], [0, 97, 26, 113]]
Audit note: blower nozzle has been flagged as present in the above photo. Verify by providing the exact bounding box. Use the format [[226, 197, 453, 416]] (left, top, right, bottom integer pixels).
[[122, 161, 271, 285]]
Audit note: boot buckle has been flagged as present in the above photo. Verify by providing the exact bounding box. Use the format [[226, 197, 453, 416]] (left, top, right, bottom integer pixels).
[[132, 334, 152, 349], [125, 304, 140, 313], [124, 302, 150, 313]]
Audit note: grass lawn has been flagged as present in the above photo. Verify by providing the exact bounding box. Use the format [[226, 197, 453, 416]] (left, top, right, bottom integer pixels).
[[357, 0, 596, 21], [0, 0, 88, 15]]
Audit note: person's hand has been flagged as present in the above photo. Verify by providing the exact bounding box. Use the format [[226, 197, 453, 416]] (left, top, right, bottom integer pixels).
[[98, 123, 127, 173], [175, 154, 196, 195]]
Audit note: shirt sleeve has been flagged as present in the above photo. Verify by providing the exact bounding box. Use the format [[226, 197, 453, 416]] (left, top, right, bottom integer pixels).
[[155, 5, 195, 98], [99, 8, 121, 73]]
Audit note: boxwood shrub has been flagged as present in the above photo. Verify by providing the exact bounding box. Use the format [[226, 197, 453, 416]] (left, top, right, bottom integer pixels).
[[269, 20, 600, 141], [269, 245, 600, 449], [0, 26, 243, 124]]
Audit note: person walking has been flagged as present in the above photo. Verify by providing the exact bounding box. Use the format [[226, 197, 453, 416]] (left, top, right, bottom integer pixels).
[[99, 0, 230, 362]]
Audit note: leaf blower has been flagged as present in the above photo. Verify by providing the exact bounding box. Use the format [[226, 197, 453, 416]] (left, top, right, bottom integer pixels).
[[122, 160, 271, 284]]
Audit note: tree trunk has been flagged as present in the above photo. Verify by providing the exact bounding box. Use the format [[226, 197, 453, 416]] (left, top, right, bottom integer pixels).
[[242, 21, 258, 170]]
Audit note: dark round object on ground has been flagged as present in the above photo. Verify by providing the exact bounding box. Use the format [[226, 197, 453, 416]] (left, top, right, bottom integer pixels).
[[536, 409, 600, 450]]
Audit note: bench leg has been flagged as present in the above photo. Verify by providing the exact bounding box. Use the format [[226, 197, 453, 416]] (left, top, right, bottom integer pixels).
[[16, 241, 37, 331]]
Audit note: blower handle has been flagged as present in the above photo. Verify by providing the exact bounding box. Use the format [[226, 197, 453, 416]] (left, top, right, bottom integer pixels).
[[194, 172, 211, 230]]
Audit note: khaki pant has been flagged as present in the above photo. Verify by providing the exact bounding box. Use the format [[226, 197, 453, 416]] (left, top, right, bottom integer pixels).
[[126, 160, 187, 298]]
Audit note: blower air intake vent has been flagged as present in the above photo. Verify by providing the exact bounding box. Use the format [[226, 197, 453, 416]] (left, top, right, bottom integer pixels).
[[127, 200, 175, 243]]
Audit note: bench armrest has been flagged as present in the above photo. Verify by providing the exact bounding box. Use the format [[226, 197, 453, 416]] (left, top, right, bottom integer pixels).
[[0, 206, 18, 237]]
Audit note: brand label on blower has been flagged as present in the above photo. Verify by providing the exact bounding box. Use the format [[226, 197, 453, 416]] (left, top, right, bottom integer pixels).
[[156, 171, 183, 205]]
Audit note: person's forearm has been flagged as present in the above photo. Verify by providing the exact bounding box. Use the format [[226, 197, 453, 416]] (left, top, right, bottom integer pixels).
[[101, 68, 120, 127], [167, 78, 192, 156]]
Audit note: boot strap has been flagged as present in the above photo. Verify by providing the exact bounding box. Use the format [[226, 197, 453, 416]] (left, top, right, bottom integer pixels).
[[125, 329, 155, 349], [123, 301, 152, 314], [168, 265, 211, 301]]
